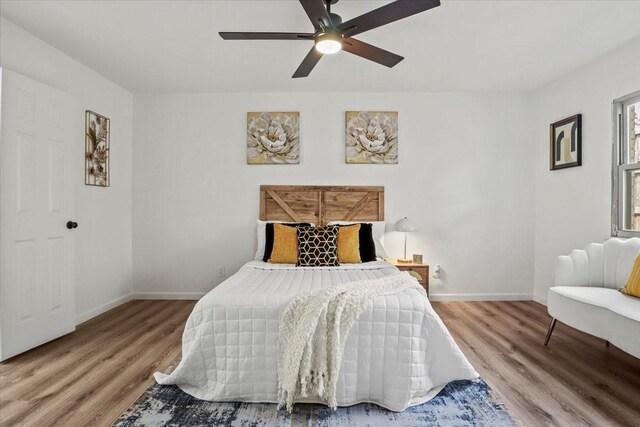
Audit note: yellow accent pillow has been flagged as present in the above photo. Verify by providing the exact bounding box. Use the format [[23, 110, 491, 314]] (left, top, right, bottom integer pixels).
[[268, 223, 298, 264], [337, 224, 361, 264], [622, 255, 640, 298]]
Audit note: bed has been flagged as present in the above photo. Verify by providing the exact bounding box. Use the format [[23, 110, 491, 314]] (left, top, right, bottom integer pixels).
[[155, 186, 478, 411]]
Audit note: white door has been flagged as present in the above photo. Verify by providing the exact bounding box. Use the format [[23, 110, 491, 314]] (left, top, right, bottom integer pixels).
[[0, 68, 76, 361]]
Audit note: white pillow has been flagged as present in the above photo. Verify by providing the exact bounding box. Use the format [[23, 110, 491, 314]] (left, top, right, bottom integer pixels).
[[327, 220, 388, 260], [255, 220, 315, 260]]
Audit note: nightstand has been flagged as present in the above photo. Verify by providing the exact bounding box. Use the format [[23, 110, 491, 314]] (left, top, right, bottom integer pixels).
[[388, 259, 430, 296]]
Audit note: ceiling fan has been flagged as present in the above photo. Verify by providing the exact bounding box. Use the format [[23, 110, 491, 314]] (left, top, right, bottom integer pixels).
[[219, 0, 441, 78]]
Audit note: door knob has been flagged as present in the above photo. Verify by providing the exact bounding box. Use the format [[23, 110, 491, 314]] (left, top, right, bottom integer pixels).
[[66, 221, 78, 230]]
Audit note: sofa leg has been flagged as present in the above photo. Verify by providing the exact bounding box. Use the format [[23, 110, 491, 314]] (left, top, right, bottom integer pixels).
[[606, 340, 610, 348], [544, 318, 557, 346]]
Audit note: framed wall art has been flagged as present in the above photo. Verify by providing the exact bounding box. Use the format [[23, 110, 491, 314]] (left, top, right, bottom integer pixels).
[[346, 111, 398, 164], [85, 110, 110, 186], [247, 112, 300, 164], [550, 114, 582, 170]]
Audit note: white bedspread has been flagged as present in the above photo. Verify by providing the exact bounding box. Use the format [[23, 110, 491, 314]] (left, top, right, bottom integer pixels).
[[155, 260, 479, 411]]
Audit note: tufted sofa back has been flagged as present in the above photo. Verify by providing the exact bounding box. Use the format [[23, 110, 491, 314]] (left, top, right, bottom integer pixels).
[[555, 238, 640, 289]]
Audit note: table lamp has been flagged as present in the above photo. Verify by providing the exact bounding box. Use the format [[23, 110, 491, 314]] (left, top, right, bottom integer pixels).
[[393, 217, 417, 263]]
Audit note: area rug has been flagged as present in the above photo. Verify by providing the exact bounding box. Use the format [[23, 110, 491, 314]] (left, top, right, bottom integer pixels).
[[114, 379, 516, 427]]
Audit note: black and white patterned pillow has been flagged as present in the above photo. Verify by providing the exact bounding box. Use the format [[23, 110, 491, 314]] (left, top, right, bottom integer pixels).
[[296, 225, 340, 267]]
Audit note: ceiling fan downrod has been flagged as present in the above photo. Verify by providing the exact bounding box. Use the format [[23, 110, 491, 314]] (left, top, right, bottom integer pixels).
[[325, 0, 342, 27]]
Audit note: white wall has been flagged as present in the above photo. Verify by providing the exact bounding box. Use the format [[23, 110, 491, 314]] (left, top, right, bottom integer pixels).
[[0, 18, 134, 322], [15, 17, 637, 309], [532, 37, 640, 303], [133, 92, 534, 299]]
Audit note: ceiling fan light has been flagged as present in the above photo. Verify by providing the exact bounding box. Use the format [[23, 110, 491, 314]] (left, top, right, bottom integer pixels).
[[315, 39, 342, 54], [315, 32, 342, 54]]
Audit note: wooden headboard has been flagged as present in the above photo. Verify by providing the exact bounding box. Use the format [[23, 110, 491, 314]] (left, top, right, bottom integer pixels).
[[260, 185, 384, 226]]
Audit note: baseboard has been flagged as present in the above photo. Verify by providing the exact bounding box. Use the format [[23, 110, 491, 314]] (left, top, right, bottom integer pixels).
[[132, 292, 206, 300], [428, 293, 533, 301], [75, 293, 133, 325], [74, 291, 532, 320], [75, 292, 204, 324], [533, 294, 548, 305]]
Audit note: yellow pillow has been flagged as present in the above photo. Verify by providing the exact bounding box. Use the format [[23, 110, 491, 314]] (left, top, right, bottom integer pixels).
[[622, 255, 640, 298], [337, 224, 361, 264], [268, 223, 298, 264]]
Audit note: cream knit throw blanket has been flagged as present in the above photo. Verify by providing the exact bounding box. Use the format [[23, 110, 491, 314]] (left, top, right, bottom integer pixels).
[[277, 271, 424, 412]]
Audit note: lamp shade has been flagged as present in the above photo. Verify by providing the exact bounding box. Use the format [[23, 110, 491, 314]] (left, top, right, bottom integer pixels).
[[393, 217, 417, 232]]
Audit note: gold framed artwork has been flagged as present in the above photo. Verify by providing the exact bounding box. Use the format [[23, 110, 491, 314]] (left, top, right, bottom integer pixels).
[[85, 110, 110, 186], [345, 111, 398, 164], [247, 112, 300, 164], [550, 114, 582, 170], [412, 254, 423, 264]]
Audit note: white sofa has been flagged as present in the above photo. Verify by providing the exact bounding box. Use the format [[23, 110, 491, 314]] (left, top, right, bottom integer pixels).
[[546, 238, 640, 358]]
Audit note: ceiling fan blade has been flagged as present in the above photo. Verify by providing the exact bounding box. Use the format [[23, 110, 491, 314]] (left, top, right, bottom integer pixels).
[[342, 38, 404, 68], [292, 47, 323, 78], [298, 0, 332, 30], [338, 0, 440, 38], [219, 32, 314, 40]]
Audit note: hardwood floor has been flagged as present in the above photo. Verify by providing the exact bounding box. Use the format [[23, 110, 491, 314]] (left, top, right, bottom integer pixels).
[[432, 301, 640, 427], [0, 300, 638, 426], [0, 300, 196, 427]]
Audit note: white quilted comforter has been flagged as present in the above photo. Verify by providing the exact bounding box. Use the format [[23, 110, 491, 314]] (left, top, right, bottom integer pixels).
[[155, 260, 478, 411]]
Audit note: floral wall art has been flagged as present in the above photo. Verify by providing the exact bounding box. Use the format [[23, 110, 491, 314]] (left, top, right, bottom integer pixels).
[[345, 111, 398, 164], [247, 112, 300, 164], [85, 110, 110, 186]]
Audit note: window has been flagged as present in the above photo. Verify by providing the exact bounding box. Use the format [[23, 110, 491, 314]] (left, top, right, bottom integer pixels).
[[612, 90, 640, 237]]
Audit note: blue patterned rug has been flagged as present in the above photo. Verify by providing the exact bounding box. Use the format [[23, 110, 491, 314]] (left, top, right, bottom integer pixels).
[[114, 379, 516, 427]]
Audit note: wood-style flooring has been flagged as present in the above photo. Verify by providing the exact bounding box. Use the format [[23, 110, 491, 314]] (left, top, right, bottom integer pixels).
[[0, 300, 638, 426], [434, 301, 640, 427], [0, 300, 196, 427]]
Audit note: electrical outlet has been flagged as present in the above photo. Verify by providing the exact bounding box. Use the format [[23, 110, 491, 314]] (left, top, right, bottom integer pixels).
[[217, 266, 226, 278], [432, 264, 441, 279]]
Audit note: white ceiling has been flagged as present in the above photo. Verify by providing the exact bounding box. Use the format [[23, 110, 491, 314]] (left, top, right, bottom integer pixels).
[[1, 0, 639, 93]]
